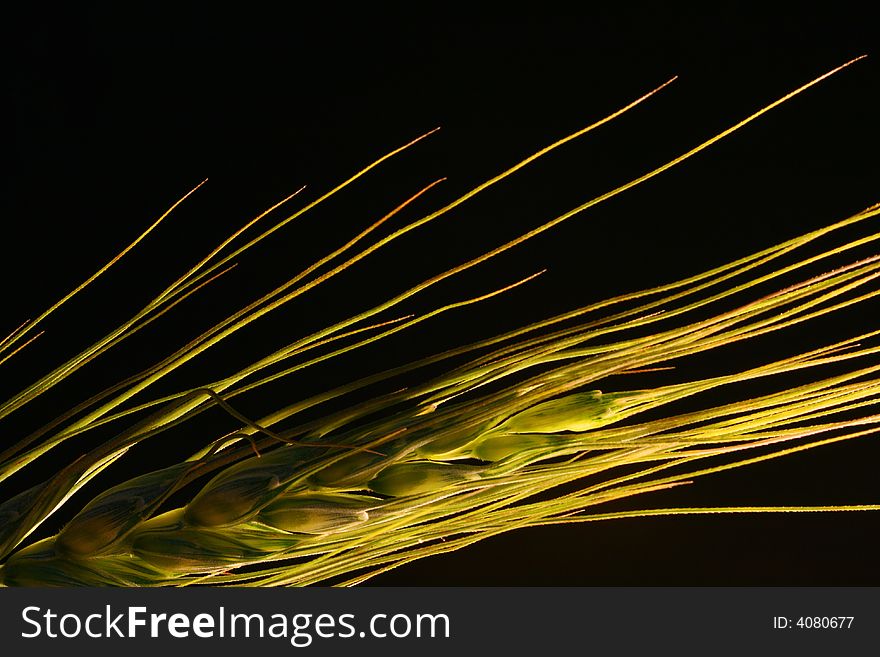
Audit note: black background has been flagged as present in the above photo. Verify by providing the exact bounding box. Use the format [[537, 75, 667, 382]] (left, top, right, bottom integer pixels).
[[2, 5, 879, 584]]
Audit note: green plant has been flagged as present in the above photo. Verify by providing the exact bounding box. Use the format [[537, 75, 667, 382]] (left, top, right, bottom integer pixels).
[[0, 57, 877, 586]]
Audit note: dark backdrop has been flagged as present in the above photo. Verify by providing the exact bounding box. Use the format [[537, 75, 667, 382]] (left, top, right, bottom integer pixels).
[[2, 5, 879, 584]]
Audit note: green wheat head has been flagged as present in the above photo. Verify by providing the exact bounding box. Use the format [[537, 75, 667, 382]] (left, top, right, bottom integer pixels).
[[0, 57, 877, 586]]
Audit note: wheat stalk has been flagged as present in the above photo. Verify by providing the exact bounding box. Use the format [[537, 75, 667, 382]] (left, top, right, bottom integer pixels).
[[0, 57, 877, 586]]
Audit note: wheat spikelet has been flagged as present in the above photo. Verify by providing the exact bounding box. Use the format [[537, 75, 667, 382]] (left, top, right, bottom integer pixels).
[[0, 58, 878, 586]]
